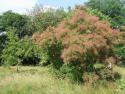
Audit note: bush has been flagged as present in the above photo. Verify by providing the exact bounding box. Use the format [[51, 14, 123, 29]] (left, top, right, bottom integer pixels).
[[114, 45, 125, 64], [32, 7, 124, 83], [33, 27, 63, 68], [1, 27, 40, 66], [1, 27, 21, 66], [18, 37, 40, 65], [51, 64, 83, 83], [96, 68, 120, 81]]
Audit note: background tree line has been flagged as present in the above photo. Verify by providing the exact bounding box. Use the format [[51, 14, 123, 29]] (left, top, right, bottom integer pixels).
[[0, 5, 68, 65]]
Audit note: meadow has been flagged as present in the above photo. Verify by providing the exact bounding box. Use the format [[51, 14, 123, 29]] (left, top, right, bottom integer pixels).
[[0, 66, 125, 94]]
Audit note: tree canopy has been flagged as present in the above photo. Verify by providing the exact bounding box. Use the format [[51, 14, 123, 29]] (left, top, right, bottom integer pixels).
[[0, 10, 29, 37], [86, 0, 125, 28]]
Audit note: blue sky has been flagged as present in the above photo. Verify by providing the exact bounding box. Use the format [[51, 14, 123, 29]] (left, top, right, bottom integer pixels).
[[38, 0, 88, 9], [0, 0, 87, 14]]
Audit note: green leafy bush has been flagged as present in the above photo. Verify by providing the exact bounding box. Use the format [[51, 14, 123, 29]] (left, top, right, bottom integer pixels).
[[18, 37, 40, 65], [60, 65, 83, 82], [1, 27, 40, 66], [1, 27, 21, 66], [114, 45, 125, 64]]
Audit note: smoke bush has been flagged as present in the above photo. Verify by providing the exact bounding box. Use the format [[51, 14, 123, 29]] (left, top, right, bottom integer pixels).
[[32, 7, 125, 82]]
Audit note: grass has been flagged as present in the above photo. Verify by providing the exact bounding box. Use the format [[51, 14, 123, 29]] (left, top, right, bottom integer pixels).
[[0, 66, 124, 94]]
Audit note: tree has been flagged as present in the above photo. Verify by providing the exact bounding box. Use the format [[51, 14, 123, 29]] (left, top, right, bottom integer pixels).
[[0, 10, 29, 37], [0, 11, 29, 64], [29, 5, 67, 32], [1, 27, 40, 66], [86, 0, 125, 28], [1, 27, 21, 66], [0, 33, 6, 65]]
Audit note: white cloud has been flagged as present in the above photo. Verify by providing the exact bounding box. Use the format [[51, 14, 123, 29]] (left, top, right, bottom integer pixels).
[[0, 0, 37, 14]]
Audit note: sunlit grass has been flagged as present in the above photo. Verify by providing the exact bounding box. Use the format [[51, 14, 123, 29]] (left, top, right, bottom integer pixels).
[[0, 66, 124, 94]]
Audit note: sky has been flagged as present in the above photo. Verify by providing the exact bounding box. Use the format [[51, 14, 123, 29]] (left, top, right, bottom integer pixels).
[[0, 0, 87, 14]]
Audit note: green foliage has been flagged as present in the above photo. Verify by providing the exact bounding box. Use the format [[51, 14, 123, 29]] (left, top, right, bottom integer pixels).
[[1, 27, 40, 66], [19, 37, 37, 58], [60, 65, 83, 82], [0, 10, 29, 37], [114, 45, 125, 63], [96, 68, 120, 81], [0, 7, 67, 65], [1, 27, 21, 66], [30, 6, 67, 32], [86, 0, 125, 28], [0, 11, 31, 64], [114, 46, 125, 58], [51, 64, 83, 83], [117, 79, 125, 91], [18, 37, 40, 65], [85, 7, 111, 21], [40, 52, 49, 66], [0, 34, 6, 65], [39, 35, 63, 68]]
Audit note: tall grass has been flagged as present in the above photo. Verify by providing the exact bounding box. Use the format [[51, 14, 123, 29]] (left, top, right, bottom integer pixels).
[[0, 66, 124, 94]]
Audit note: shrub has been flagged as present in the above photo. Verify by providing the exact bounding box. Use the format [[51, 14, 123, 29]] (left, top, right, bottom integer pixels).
[[1, 27, 21, 66], [18, 37, 40, 65], [114, 45, 125, 64], [32, 27, 63, 68], [96, 68, 120, 81], [50, 64, 83, 83], [2, 27, 40, 66], [32, 7, 124, 83]]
